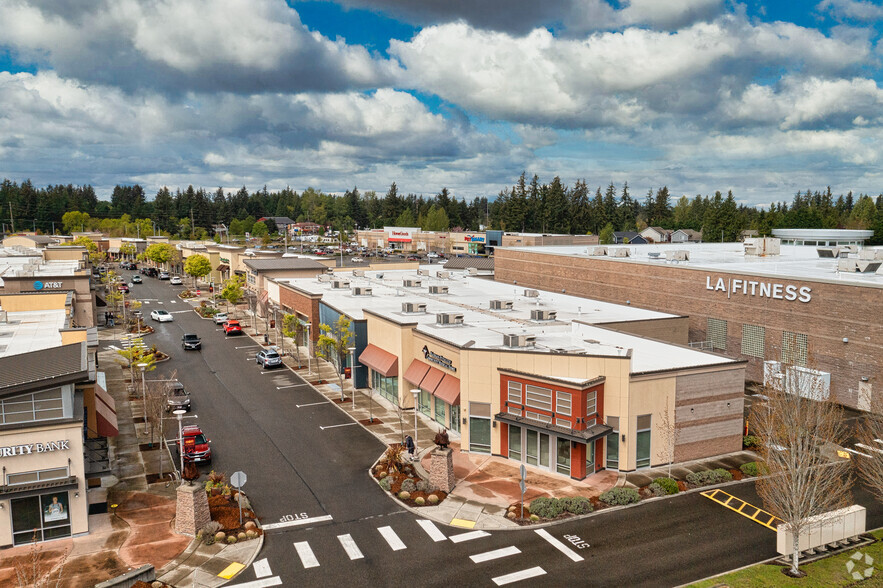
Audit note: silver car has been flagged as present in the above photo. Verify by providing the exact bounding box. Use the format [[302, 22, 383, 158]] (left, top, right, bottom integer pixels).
[[150, 309, 174, 322], [256, 348, 283, 368], [165, 382, 191, 412]]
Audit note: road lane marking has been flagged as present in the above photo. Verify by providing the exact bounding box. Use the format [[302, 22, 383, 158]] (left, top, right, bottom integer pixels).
[[169, 310, 190, 314], [236, 345, 261, 349], [535, 529, 584, 562], [492, 567, 546, 585], [470, 546, 520, 563], [252, 558, 272, 578], [338, 534, 364, 560], [378, 526, 407, 551], [449, 530, 490, 543], [320, 422, 358, 430], [416, 519, 446, 542], [224, 577, 282, 588], [278, 384, 310, 390], [262, 514, 333, 530], [294, 541, 320, 568], [297, 402, 327, 408], [218, 562, 245, 579]]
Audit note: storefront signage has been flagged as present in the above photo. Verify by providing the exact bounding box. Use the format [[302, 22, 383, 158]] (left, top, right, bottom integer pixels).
[[705, 276, 811, 303], [220, 257, 230, 264], [0, 440, 70, 457], [385, 227, 416, 243], [464, 235, 485, 243], [422, 345, 456, 372], [33, 281, 64, 290]]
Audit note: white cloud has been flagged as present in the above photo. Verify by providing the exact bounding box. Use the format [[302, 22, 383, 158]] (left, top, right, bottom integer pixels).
[[817, 0, 883, 21]]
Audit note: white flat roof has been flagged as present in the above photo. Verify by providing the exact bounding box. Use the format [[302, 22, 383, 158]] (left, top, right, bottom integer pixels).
[[0, 309, 67, 357], [503, 243, 883, 288], [276, 268, 735, 373]]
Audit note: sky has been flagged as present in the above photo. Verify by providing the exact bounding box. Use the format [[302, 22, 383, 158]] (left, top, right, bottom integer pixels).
[[1, 0, 883, 208]]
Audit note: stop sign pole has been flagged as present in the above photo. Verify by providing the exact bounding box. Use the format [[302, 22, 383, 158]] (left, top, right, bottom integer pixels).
[[230, 471, 247, 526]]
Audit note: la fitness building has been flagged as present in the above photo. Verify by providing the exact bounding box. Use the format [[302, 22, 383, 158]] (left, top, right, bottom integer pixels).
[[495, 236, 882, 411], [270, 269, 745, 476]]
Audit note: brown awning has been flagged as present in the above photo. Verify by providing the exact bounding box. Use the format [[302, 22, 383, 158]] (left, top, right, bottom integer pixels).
[[358, 344, 398, 377], [403, 359, 430, 386], [434, 374, 460, 406], [420, 365, 445, 394], [216, 264, 230, 271]]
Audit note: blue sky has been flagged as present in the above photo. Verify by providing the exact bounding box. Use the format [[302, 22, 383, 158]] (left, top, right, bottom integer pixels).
[[1, 0, 882, 207]]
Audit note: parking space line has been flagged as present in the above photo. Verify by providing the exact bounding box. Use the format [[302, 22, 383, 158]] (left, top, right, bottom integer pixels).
[[534, 529, 584, 562], [296, 402, 327, 408], [277, 384, 310, 390], [294, 541, 320, 568], [319, 423, 358, 430]]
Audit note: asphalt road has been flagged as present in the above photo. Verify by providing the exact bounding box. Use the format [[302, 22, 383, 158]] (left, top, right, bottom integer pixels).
[[124, 272, 883, 587]]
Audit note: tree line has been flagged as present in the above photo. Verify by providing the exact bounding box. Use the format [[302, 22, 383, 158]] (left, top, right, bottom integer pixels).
[[1, 176, 881, 244]]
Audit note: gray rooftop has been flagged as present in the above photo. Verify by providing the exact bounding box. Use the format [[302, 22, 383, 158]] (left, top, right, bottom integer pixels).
[[0, 309, 68, 357], [243, 257, 327, 271], [443, 257, 494, 271], [0, 342, 88, 397]]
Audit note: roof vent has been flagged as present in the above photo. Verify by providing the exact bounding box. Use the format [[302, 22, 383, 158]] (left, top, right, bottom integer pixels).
[[817, 247, 840, 258], [665, 250, 690, 261], [466, 267, 479, 275], [417, 269, 431, 277], [589, 247, 608, 256], [402, 302, 427, 314], [490, 299, 514, 311], [609, 248, 630, 257], [436, 271, 451, 279], [351, 286, 372, 296], [436, 312, 464, 326], [331, 279, 350, 289], [530, 309, 557, 321], [429, 285, 449, 295], [403, 278, 422, 288], [523, 289, 539, 298], [317, 274, 331, 283], [352, 269, 365, 277], [503, 333, 536, 348]]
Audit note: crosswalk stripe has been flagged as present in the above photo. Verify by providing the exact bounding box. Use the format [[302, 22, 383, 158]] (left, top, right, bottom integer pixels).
[[470, 546, 521, 563], [492, 567, 546, 585], [338, 534, 364, 560], [857, 443, 883, 455], [416, 519, 447, 542], [294, 541, 320, 568], [534, 529, 584, 562], [224, 577, 282, 588], [378, 526, 407, 551], [252, 558, 272, 579], [449, 530, 490, 544]]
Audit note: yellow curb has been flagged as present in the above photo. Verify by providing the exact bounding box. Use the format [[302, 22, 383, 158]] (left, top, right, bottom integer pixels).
[[218, 562, 245, 579], [451, 518, 476, 529]]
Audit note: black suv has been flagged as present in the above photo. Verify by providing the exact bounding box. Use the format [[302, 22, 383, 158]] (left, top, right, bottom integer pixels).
[[165, 382, 191, 412], [182, 333, 202, 350]]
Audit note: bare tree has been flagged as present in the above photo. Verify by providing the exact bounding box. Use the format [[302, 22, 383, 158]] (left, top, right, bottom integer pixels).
[[656, 397, 681, 478], [749, 365, 853, 576], [854, 392, 883, 502], [15, 533, 68, 588]]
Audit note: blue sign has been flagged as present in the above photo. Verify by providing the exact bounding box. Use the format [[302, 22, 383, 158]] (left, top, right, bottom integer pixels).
[[33, 281, 44, 290]]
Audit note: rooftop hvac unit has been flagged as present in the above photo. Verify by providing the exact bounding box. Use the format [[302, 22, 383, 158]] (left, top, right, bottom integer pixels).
[[325, 267, 335, 274], [589, 247, 608, 256], [401, 302, 426, 314], [503, 333, 536, 348], [352, 269, 365, 277], [786, 366, 831, 401], [417, 269, 431, 277], [436, 312, 464, 325], [817, 247, 840, 258], [648, 252, 661, 258], [856, 260, 883, 273], [466, 267, 479, 275], [530, 309, 557, 321], [858, 249, 883, 260], [490, 299, 514, 310], [665, 250, 690, 261], [523, 289, 539, 298], [351, 286, 372, 296], [331, 279, 350, 289], [403, 278, 422, 288], [436, 271, 451, 279], [317, 274, 331, 282], [609, 248, 630, 257], [429, 285, 449, 294]]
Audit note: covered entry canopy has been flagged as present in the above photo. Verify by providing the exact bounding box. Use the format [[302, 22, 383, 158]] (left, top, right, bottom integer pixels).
[[494, 412, 612, 444], [358, 344, 398, 377]]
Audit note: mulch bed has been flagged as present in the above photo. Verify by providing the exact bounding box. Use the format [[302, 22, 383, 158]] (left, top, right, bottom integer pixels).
[[145, 473, 177, 485], [208, 494, 263, 538], [331, 397, 350, 404], [373, 455, 447, 507], [132, 582, 171, 588], [138, 443, 159, 452], [359, 418, 384, 426]]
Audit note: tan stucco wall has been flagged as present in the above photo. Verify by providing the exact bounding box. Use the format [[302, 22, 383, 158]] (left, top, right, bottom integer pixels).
[[60, 329, 88, 345], [0, 292, 69, 312], [43, 246, 88, 262]]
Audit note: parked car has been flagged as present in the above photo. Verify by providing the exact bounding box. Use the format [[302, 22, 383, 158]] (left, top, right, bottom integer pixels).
[[159, 271, 170, 280], [213, 312, 229, 325], [131, 275, 142, 284], [256, 348, 283, 368], [118, 283, 130, 293], [165, 381, 191, 413], [406, 255, 420, 261], [177, 424, 211, 464], [222, 320, 242, 335], [351, 257, 364, 263], [170, 276, 183, 285], [426, 252, 439, 259], [150, 309, 173, 322], [182, 333, 202, 350]]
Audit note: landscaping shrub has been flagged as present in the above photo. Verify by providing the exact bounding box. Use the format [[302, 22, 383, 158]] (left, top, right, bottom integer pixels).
[[201, 521, 222, 536], [743, 435, 761, 449], [686, 468, 733, 487], [227, 535, 237, 544], [401, 478, 417, 493], [214, 531, 226, 542], [599, 487, 641, 506], [427, 494, 439, 504], [246, 530, 258, 539], [740, 462, 763, 477], [559, 496, 593, 515], [236, 494, 252, 511], [647, 483, 667, 497], [652, 477, 679, 495], [379, 477, 392, 491], [415, 497, 425, 506], [529, 514, 540, 522], [237, 532, 247, 541], [398, 491, 411, 500], [416, 480, 431, 492], [529, 497, 564, 519]]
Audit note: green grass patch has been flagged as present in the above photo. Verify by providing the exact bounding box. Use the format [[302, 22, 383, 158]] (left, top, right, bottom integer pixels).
[[688, 530, 883, 588]]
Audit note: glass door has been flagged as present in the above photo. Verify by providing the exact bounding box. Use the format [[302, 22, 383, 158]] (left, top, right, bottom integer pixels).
[[450, 404, 460, 433], [509, 425, 522, 461], [556, 438, 571, 475], [539, 433, 550, 468], [469, 417, 491, 454], [525, 430, 551, 469], [586, 441, 596, 476]]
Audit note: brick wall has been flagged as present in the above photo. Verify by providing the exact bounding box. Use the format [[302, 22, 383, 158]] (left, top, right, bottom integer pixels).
[[495, 248, 882, 410], [278, 285, 321, 342]]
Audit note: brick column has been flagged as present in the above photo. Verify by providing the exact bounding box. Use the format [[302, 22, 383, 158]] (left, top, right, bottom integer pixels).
[[429, 447, 456, 493], [175, 483, 211, 536]]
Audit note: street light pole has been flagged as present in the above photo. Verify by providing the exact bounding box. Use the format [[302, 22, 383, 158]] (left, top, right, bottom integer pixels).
[[138, 363, 148, 426], [349, 346, 357, 410], [411, 388, 420, 459], [305, 323, 313, 376], [174, 409, 186, 484]]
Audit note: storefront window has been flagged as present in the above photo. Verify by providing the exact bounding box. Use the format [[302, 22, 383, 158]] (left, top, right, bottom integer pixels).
[[468, 402, 491, 454], [607, 416, 619, 470], [450, 404, 460, 433], [12, 492, 71, 545], [556, 438, 571, 476], [434, 397, 447, 427], [419, 390, 432, 417], [586, 441, 595, 476], [636, 414, 651, 469], [509, 425, 522, 461], [372, 370, 398, 404]]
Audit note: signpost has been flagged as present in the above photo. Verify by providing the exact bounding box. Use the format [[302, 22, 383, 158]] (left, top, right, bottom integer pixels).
[[231, 471, 247, 526], [520, 464, 527, 520]]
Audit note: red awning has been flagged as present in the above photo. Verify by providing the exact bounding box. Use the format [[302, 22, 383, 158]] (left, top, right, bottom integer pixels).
[[94, 383, 118, 437], [434, 374, 461, 406], [420, 365, 445, 394], [403, 359, 431, 386], [358, 344, 398, 377]]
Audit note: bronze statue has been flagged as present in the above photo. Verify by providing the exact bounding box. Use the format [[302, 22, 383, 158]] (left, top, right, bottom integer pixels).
[[434, 429, 450, 449]]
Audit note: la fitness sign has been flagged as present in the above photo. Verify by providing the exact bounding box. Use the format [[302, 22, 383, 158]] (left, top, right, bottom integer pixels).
[[706, 276, 812, 303], [1, 440, 70, 457]]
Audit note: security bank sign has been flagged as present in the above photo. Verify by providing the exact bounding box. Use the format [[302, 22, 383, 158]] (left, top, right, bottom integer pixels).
[[706, 276, 812, 303], [0, 440, 70, 457]]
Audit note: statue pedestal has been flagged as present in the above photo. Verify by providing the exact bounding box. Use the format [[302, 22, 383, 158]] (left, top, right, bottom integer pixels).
[[175, 483, 211, 536], [430, 447, 456, 493]]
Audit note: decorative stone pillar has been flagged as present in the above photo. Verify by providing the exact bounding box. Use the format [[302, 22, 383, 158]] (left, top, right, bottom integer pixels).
[[430, 447, 456, 493], [175, 483, 211, 536]]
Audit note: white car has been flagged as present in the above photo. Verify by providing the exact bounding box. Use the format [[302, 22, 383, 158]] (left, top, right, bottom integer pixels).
[[426, 252, 439, 259], [150, 309, 174, 322], [351, 257, 364, 263], [213, 312, 229, 325], [170, 276, 183, 285]]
